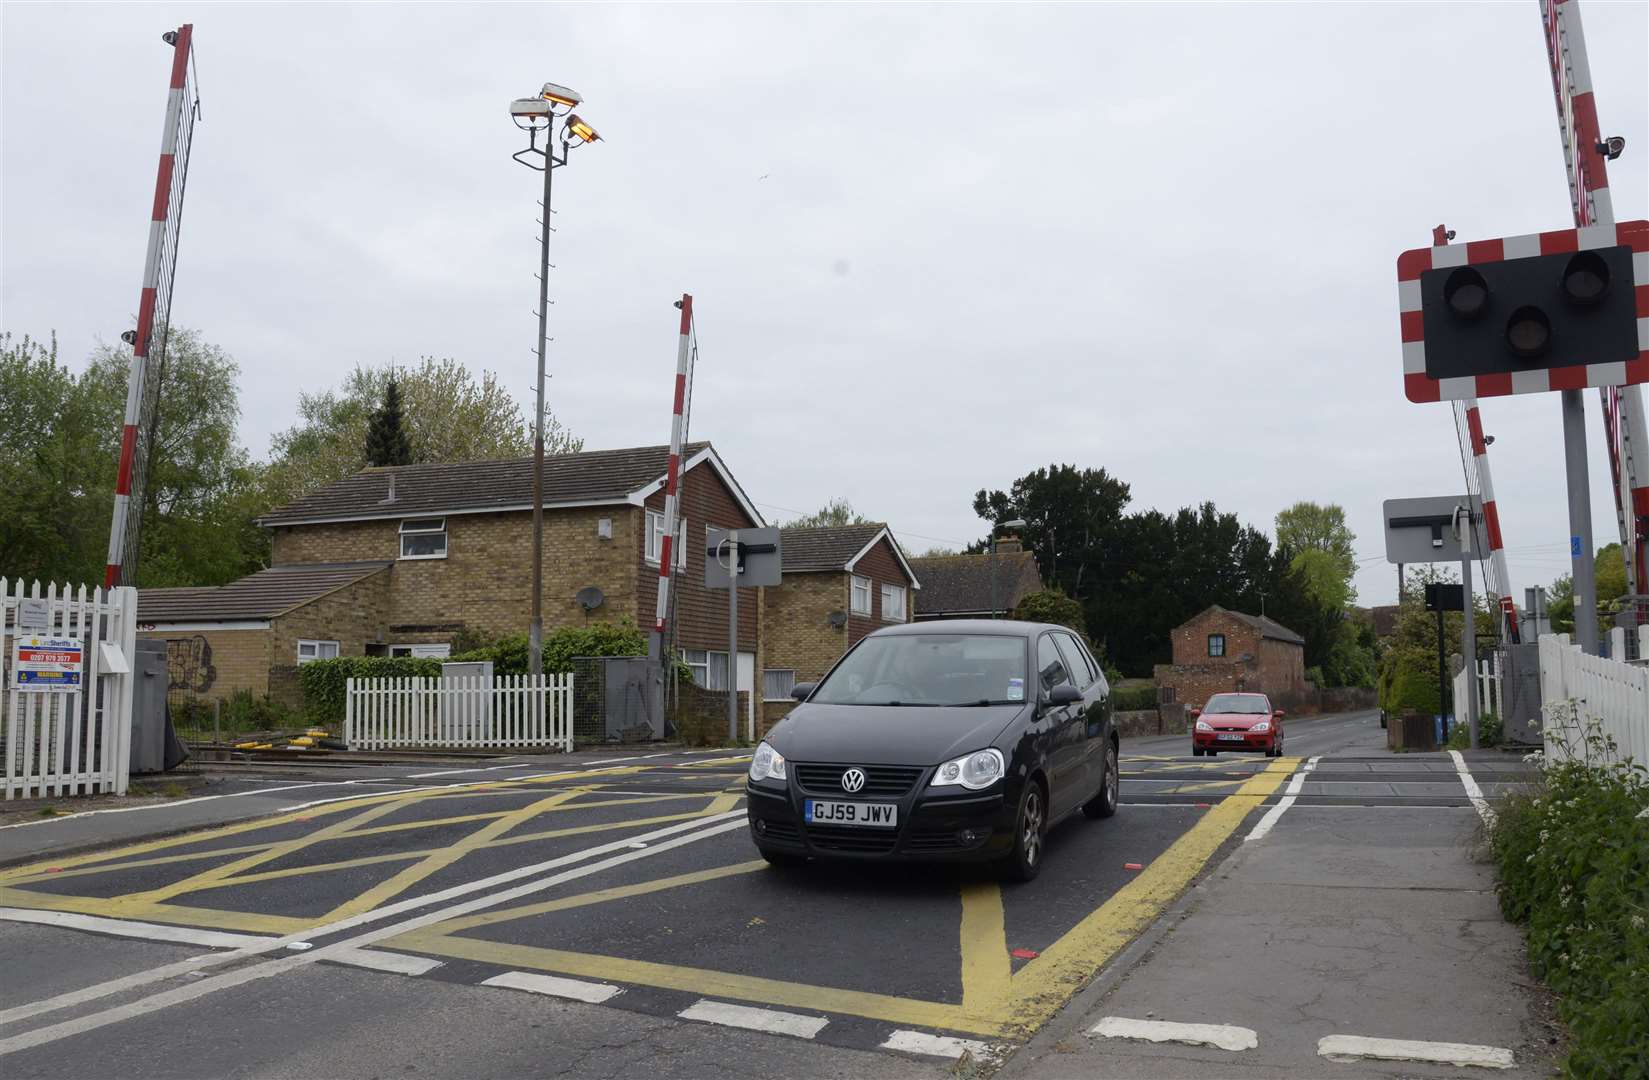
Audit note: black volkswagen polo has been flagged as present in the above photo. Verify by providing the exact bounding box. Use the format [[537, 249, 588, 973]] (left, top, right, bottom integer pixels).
[[745, 620, 1118, 881]]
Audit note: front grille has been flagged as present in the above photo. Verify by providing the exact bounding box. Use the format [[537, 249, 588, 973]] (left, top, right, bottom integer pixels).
[[794, 763, 924, 798], [804, 824, 899, 854], [1214, 725, 1252, 732]]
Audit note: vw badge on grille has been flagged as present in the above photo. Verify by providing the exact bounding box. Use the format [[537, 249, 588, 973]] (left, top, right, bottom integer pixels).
[[841, 767, 866, 793]]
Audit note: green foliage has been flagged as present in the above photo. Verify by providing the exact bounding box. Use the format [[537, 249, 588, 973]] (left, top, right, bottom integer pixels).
[[1444, 711, 1503, 750], [1275, 501, 1358, 605], [783, 497, 870, 529], [297, 656, 443, 723], [1111, 685, 1158, 712], [451, 622, 647, 677], [1547, 546, 1630, 638], [1012, 589, 1087, 638], [364, 379, 413, 467], [1490, 721, 1649, 1077]]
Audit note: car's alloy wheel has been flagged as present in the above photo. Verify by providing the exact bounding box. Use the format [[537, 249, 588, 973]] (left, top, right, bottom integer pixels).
[[1084, 743, 1120, 819], [1001, 782, 1045, 882]]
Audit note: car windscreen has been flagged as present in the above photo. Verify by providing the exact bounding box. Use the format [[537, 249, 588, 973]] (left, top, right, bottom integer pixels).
[[1204, 693, 1269, 714], [810, 634, 1028, 707]]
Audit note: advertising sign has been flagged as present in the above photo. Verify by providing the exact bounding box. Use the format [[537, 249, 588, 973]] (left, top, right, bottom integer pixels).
[[12, 636, 84, 693]]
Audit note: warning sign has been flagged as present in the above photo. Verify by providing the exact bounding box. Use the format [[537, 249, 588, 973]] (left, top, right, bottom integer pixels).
[[12, 636, 84, 693]]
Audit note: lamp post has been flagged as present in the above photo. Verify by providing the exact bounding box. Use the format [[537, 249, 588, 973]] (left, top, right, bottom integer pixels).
[[990, 518, 1028, 619], [509, 83, 601, 677]]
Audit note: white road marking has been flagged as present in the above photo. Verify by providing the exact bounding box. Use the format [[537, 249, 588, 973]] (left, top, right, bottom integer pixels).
[[880, 1029, 998, 1060], [0, 815, 746, 1054], [678, 1000, 827, 1039], [404, 764, 533, 778], [482, 970, 622, 1004], [1317, 1034, 1514, 1068], [324, 946, 442, 976], [0, 810, 743, 1033], [0, 909, 276, 950], [1090, 1016, 1258, 1052], [1447, 750, 1496, 826], [1244, 755, 1321, 842]]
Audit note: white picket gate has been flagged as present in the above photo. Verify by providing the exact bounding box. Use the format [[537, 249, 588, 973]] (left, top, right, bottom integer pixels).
[[345, 674, 574, 752], [1540, 633, 1649, 764], [2, 577, 137, 799], [1454, 653, 1503, 722]]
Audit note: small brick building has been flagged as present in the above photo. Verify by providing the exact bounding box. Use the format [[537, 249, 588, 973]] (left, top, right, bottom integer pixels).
[[759, 524, 920, 732], [909, 542, 1043, 620], [1152, 605, 1308, 708]]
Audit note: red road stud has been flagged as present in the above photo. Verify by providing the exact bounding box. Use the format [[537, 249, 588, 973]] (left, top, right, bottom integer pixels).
[[46, 867, 61, 873], [1124, 862, 1144, 871], [1011, 948, 1040, 960], [1195, 803, 1212, 809]]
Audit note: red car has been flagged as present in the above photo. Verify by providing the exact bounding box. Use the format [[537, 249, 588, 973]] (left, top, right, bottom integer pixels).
[[1191, 692, 1285, 757]]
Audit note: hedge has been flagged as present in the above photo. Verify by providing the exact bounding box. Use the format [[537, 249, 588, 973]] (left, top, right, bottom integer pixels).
[[297, 656, 443, 725], [450, 622, 647, 677], [1111, 685, 1159, 712]]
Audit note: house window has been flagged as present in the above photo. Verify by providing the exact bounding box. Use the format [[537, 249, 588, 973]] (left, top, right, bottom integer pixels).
[[645, 510, 687, 568], [763, 669, 797, 701], [1208, 633, 1226, 658], [399, 517, 447, 559], [880, 583, 907, 622], [682, 649, 729, 690], [850, 575, 872, 615], [296, 640, 340, 664], [390, 643, 451, 658]]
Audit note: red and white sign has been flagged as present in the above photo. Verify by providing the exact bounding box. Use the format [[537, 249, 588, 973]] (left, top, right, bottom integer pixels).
[[1397, 219, 1649, 403], [1541, 0, 1611, 229], [12, 636, 84, 693]]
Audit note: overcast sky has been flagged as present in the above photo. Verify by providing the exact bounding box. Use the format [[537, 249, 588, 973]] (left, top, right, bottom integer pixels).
[[4, 2, 1645, 607]]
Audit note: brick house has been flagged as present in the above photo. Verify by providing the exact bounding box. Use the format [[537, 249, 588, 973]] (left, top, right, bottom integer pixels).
[[1152, 605, 1308, 708], [759, 523, 920, 732], [909, 541, 1043, 620], [138, 443, 767, 719]]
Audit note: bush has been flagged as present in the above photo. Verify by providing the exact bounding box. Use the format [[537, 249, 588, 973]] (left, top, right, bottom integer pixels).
[[1013, 590, 1087, 639], [297, 656, 443, 724], [451, 621, 646, 677], [1111, 685, 1158, 712], [1489, 714, 1649, 1077]]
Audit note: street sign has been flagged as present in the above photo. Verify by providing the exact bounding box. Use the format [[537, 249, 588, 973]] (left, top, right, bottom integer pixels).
[[1396, 220, 1649, 403], [1384, 495, 1482, 565], [16, 599, 49, 632], [704, 527, 782, 589], [1424, 583, 1466, 612], [12, 635, 84, 693]]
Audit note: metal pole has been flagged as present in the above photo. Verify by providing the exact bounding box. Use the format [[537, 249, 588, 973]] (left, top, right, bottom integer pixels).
[[528, 133, 555, 679], [728, 531, 740, 743], [1562, 390, 1599, 654], [1463, 556, 1478, 748], [1436, 606, 1449, 744], [989, 538, 998, 619]]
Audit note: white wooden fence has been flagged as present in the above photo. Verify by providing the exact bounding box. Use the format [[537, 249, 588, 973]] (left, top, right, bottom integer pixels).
[[345, 674, 574, 752], [1454, 653, 1503, 722], [1540, 633, 1649, 765], [2, 578, 137, 799]]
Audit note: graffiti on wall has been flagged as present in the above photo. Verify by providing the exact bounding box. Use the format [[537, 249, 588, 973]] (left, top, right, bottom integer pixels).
[[167, 636, 217, 693]]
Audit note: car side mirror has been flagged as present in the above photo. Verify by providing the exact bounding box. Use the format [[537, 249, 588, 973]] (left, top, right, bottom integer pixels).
[[1188, 707, 1201, 718], [1046, 684, 1082, 707], [1273, 709, 1285, 719], [790, 682, 816, 701]]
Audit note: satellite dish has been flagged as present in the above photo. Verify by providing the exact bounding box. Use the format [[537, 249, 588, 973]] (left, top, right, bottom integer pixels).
[[576, 586, 605, 611], [827, 610, 847, 628]]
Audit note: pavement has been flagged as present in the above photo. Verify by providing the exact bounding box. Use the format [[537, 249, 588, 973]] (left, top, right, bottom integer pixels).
[[0, 711, 1548, 1078]]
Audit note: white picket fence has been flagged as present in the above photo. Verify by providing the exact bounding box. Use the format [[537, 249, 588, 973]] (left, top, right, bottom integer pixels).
[[2, 578, 137, 799], [1453, 653, 1503, 722], [1540, 633, 1649, 765], [345, 674, 574, 752]]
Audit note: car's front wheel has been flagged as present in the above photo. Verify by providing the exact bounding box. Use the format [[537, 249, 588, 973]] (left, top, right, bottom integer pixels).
[[1083, 742, 1119, 819], [998, 780, 1046, 882]]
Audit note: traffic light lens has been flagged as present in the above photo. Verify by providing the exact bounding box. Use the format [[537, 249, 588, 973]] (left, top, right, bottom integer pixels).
[[1504, 306, 1551, 359], [1443, 267, 1489, 319], [1561, 252, 1611, 305]]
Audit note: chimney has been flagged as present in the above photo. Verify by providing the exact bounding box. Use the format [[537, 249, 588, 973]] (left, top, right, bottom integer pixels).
[[379, 472, 397, 505], [995, 534, 1022, 554]]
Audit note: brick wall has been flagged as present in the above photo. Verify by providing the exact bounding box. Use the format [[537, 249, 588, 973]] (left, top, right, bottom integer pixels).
[[1258, 635, 1306, 697], [1159, 608, 1306, 708], [1171, 609, 1262, 667], [847, 536, 914, 644], [269, 570, 392, 664], [137, 628, 272, 700], [761, 572, 849, 734], [639, 464, 760, 654]]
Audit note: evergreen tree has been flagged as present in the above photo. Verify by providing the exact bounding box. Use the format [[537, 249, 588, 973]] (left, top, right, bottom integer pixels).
[[364, 380, 413, 467]]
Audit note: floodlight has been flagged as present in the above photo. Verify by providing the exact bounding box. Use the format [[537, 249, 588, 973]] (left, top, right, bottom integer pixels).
[[566, 114, 601, 143], [540, 82, 582, 108]]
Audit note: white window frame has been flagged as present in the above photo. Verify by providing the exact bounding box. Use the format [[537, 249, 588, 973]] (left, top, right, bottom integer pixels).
[[645, 510, 687, 569], [880, 583, 907, 623], [681, 649, 729, 690], [850, 575, 873, 615], [399, 517, 448, 560], [763, 668, 797, 702], [296, 639, 340, 664], [390, 643, 450, 658]]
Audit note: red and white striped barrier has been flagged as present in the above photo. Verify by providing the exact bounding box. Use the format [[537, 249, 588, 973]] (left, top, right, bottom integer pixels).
[[653, 294, 695, 636], [1464, 404, 1520, 638]]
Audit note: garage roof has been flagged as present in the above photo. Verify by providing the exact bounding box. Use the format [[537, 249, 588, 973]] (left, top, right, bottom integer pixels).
[[138, 562, 391, 623]]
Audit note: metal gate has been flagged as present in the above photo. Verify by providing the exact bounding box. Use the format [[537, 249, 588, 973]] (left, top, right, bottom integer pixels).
[[2, 578, 137, 799]]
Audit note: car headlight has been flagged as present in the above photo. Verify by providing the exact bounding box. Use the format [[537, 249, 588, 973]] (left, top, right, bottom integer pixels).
[[1251, 720, 1270, 733], [929, 748, 1005, 791], [749, 741, 787, 782], [1195, 719, 1212, 732]]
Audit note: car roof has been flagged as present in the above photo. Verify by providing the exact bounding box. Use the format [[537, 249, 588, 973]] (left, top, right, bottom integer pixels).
[[871, 619, 1054, 638]]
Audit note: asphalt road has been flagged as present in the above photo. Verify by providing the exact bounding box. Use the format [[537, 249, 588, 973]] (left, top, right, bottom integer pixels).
[[0, 712, 1529, 1078]]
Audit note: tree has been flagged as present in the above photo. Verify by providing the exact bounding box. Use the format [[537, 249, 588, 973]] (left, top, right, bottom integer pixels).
[[1275, 501, 1358, 605], [265, 357, 576, 507], [1546, 544, 1629, 637], [974, 464, 1132, 601], [1013, 589, 1088, 639], [784, 497, 870, 529], [364, 379, 413, 467]]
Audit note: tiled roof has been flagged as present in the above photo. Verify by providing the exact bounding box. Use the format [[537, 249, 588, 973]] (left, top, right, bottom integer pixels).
[[779, 524, 888, 572], [908, 552, 1042, 615], [257, 442, 712, 527], [138, 562, 390, 622], [1197, 605, 1307, 647]]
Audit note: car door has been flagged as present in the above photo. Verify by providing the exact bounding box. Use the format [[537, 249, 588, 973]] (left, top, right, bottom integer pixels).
[[1036, 634, 1084, 818], [1054, 632, 1108, 801]]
